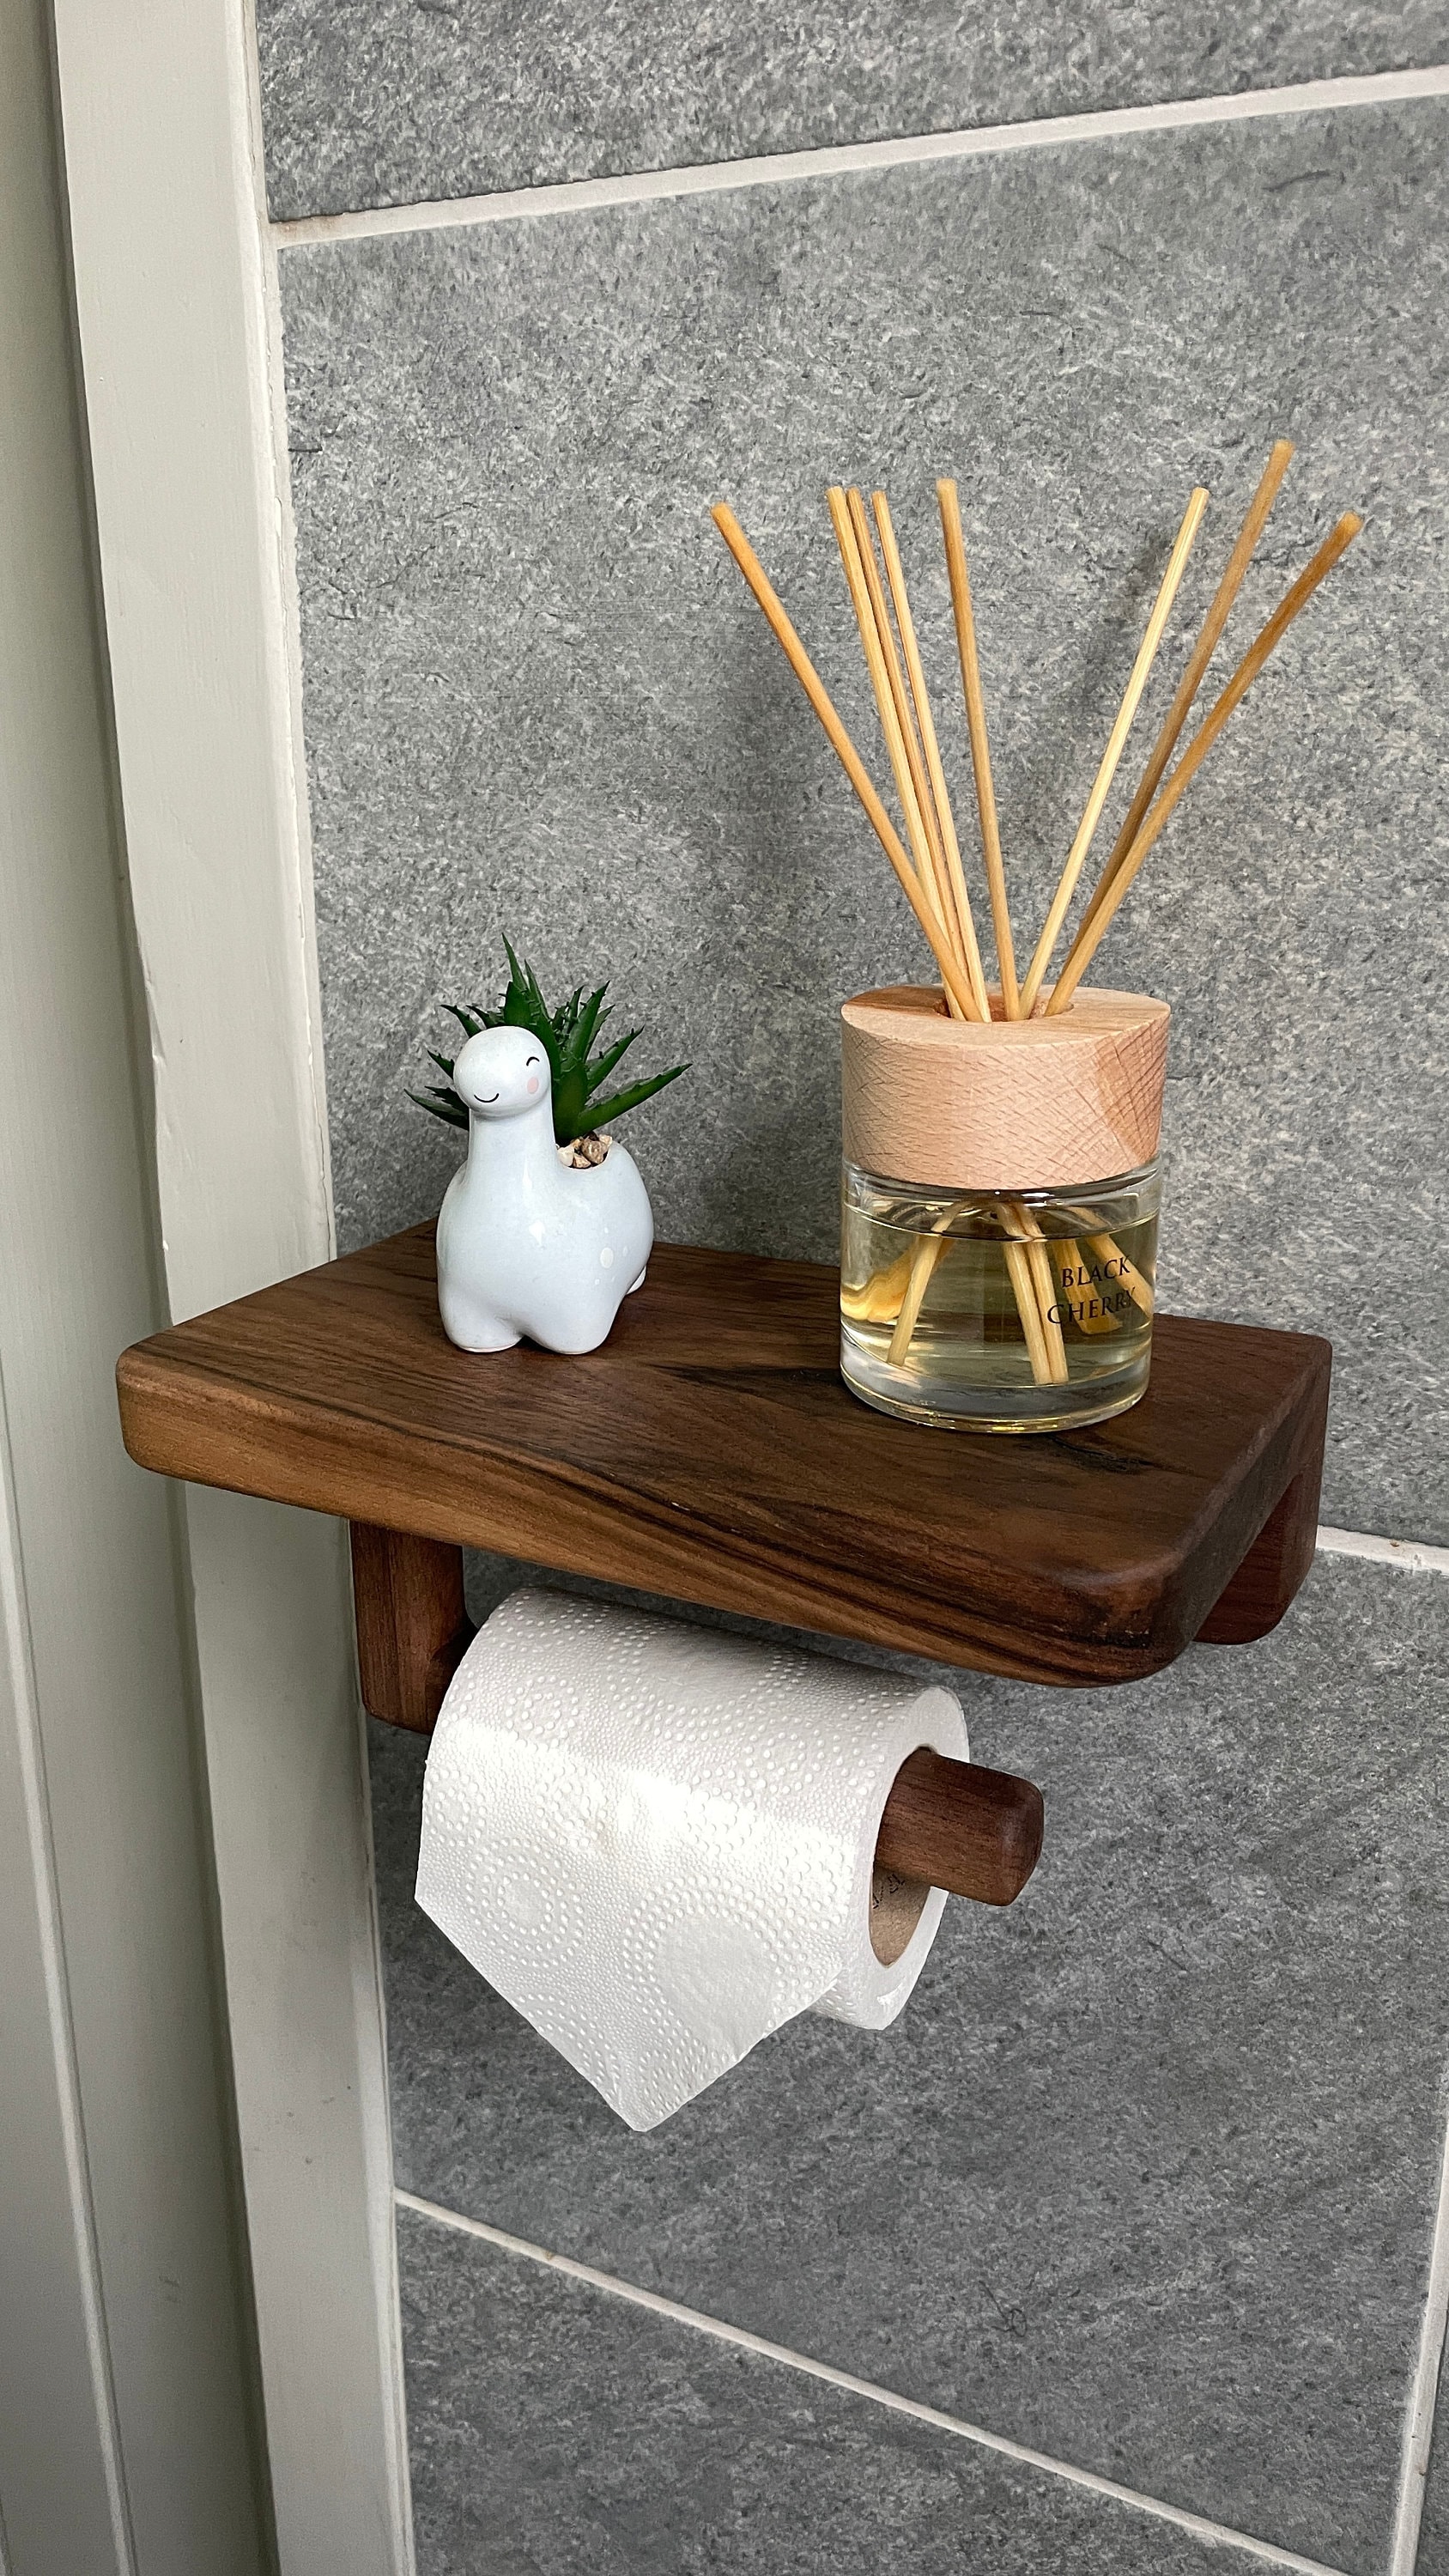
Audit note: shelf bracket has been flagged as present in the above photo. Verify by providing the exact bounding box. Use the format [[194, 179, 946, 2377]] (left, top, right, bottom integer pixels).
[[349, 1523, 474, 1735], [1194, 1457, 1321, 1645]]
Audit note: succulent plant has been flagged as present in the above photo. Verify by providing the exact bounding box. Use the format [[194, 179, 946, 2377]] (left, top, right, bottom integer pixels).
[[410, 941, 688, 1149]]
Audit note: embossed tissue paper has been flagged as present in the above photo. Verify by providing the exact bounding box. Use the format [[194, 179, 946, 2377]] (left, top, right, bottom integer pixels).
[[415, 1588, 967, 2129]]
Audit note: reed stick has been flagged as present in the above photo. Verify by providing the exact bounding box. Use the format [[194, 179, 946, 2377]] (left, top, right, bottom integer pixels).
[[1018, 485, 1209, 1018], [871, 491, 993, 1021], [882, 1188, 1067, 1382], [711, 503, 979, 1021], [1026, 1240, 1070, 1382], [828, 487, 981, 1023], [1081, 1230, 1154, 1316], [1046, 510, 1363, 1014], [937, 478, 1020, 1017], [1003, 1238, 1055, 1385], [887, 1225, 952, 1368], [841, 1246, 914, 1324], [1003, 1200, 1069, 1383], [1069, 439, 1295, 969], [844, 489, 964, 986]]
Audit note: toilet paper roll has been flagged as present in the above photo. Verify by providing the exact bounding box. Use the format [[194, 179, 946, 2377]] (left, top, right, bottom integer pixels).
[[415, 1588, 967, 2131]]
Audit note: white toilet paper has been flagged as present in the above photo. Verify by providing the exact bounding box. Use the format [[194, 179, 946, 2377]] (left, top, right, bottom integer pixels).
[[415, 1588, 967, 2129]]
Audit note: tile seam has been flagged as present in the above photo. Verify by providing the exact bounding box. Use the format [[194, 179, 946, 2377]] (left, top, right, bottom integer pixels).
[[1316, 1528, 1449, 1577], [1389, 2108, 1449, 2574], [396, 2187, 1349, 2574], [270, 63, 1449, 246]]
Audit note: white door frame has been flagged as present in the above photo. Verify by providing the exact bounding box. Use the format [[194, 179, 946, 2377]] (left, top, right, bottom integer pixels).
[[48, 2, 412, 2567]]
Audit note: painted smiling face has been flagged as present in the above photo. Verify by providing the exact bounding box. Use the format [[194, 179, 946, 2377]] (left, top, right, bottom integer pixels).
[[451, 1026, 552, 1119]]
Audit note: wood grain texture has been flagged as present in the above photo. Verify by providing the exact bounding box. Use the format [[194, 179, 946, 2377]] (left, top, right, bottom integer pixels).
[[1195, 1443, 1326, 1643], [349, 1524, 472, 1733], [875, 1748, 1043, 1906], [116, 1225, 1330, 1690], [841, 983, 1170, 1188]]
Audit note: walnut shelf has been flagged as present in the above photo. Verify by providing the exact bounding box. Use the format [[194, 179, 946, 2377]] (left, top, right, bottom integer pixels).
[[117, 1224, 1329, 1692]]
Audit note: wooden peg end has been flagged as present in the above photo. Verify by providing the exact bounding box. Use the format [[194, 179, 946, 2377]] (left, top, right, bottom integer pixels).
[[876, 1747, 1044, 1907]]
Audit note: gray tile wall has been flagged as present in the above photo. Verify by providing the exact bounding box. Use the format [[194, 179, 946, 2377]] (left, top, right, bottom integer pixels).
[[282, 102, 1449, 1546], [377, 1552, 1449, 2574], [397, 2201, 1282, 2575], [256, 0, 1449, 221], [262, 27, 1449, 2576]]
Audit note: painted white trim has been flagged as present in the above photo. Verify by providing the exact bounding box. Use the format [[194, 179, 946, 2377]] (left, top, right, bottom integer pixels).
[[1316, 1528, 1449, 1577], [1391, 2108, 1449, 2573], [0, 1370, 133, 2573], [2, 0, 269, 2553], [274, 64, 1449, 248], [244, 9, 336, 1245], [49, 0, 411, 2565], [399, 2190, 1349, 2574]]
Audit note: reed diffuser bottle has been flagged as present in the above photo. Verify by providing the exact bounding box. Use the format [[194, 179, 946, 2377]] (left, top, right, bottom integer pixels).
[[712, 437, 1361, 1435], [840, 986, 1167, 1431]]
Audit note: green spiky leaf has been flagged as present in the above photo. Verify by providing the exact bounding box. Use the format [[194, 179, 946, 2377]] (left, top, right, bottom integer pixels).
[[412, 945, 688, 1147], [573, 1062, 688, 1137], [408, 1085, 469, 1131], [557, 984, 609, 1079], [583, 1028, 640, 1093]]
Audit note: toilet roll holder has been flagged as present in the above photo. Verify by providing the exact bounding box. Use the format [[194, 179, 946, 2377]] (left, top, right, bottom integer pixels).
[[116, 1224, 1331, 1918], [350, 1522, 1045, 1908]]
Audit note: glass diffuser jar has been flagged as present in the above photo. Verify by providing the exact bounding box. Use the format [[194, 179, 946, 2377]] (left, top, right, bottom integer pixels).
[[841, 1160, 1160, 1431], [840, 984, 1170, 1435]]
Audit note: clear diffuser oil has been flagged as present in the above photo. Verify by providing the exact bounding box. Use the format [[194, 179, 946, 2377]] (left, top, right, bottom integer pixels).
[[840, 1160, 1160, 1433]]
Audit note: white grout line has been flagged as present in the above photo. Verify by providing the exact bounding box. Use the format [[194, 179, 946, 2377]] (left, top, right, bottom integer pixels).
[[397, 2187, 1349, 2573], [1323, 1510, 1449, 2554], [272, 64, 1449, 248], [1391, 2111, 1449, 2575], [1316, 1528, 1449, 1577]]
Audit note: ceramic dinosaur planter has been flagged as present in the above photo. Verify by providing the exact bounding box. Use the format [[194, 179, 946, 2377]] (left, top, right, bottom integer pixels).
[[414, 942, 687, 1357], [436, 1027, 654, 1353]]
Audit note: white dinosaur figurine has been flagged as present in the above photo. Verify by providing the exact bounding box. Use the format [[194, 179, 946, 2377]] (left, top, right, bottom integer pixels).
[[435, 1024, 653, 1353]]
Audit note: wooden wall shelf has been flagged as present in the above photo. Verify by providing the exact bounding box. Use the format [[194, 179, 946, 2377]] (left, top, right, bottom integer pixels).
[[117, 1223, 1330, 1693]]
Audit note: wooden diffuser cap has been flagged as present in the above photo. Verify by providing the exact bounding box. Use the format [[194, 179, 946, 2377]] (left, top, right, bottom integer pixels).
[[841, 984, 1170, 1191]]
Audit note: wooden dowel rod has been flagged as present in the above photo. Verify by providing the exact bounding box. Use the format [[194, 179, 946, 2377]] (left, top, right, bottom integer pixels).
[[826, 488, 982, 1020], [937, 477, 1020, 1016], [844, 486, 964, 990], [1018, 484, 1209, 1017], [1002, 1197, 1070, 1385], [1071, 439, 1294, 963], [849, 488, 958, 957], [711, 502, 979, 1021], [1002, 1235, 1055, 1386], [886, 1223, 950, 1369], [710, 503, 907, 873], [872, 489, 993, 1019], [1046, 509, 1362, 1013], [876, 1747, 1044, 1907]]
